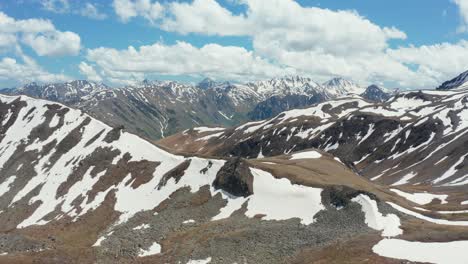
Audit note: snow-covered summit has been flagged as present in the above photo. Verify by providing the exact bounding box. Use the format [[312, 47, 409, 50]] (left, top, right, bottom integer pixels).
[[322, 77, 365, 96]]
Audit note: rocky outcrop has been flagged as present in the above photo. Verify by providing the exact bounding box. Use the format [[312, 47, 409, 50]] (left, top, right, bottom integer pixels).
[[321, 186, 378, 209], [213, 157, 253, 197]]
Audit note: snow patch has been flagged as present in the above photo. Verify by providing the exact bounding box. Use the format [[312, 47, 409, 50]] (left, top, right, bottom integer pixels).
[[290, 150, 322, 160], [138, 242, 161, 257], [352, 195, 402, 237], [390, 189, 448, 205], [373, 238, 468, 264]]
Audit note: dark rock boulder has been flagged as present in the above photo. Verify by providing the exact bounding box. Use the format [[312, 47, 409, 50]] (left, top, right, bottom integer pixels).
[[213, 157, 254, 197], [321, 185, 378, 209], [103, 125, 124, 143]]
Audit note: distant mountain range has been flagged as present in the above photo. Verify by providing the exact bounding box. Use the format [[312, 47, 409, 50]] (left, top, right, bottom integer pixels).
[[1, 76, 390, 140]]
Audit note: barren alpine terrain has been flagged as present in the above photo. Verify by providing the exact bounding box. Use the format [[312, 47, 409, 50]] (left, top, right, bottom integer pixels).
[[1, 1, 468, 263], [1, 72, 468, 263]]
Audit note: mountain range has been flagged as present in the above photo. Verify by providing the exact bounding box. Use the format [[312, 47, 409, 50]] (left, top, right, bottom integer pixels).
[[1, 76, 389, 140], [1, 70, 468, 263]]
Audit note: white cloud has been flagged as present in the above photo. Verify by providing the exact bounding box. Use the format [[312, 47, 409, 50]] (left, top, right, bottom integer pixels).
[[113, 0, 164, 24], [388, 40, 468, 85], [84, 41, 295, 85], [161, 0, 249, 35], [79, 3, 108, 20], [148, 0, 429, 87], [145, 0, 464, 89], [0, 11, 81, 57], [161, 0, 406, 56], [40, 0, 70, 14], [22, 31, 81, 56], [0, 56, 69, 84], [79, 62, 102, 82], [453, 0, 468, 32]]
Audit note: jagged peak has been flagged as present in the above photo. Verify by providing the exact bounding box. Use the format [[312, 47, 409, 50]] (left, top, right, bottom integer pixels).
[[437, 70, 468, 90]]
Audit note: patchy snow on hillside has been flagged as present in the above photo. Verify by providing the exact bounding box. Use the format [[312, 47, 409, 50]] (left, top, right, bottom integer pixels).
[[352, 195, 402, 237], [390, 189, 448, 205], [373, 238, 468, 264], [0, 176, 16, 197], [388, 202, 468, 226], [186, 257, 212, 264], [391, 172, 417, 186], [193, 127, 225, 133]]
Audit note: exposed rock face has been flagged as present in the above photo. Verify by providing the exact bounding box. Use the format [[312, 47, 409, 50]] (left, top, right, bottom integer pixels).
[[213, 157, 254, 197], [157, 159, 191, 189], [322, 186, 378, 209], [360, 85, 391, 102], [248, 93, 328, 120], [437, 70, 468, 90], [103, 125, 124, 143]]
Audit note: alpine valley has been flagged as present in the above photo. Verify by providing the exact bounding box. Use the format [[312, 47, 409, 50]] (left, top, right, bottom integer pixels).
[[0, 71, 468, 264]]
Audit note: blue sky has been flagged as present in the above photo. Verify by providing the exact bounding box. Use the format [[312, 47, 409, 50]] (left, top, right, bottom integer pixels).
[[0, 0, 468, 89]]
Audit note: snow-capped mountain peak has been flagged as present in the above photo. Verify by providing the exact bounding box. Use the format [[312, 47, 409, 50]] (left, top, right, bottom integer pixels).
[[437, 70, 468, 90], [246, 76, 321, 99], [14, 80, 108, 103], [322, 77, 365, 96]]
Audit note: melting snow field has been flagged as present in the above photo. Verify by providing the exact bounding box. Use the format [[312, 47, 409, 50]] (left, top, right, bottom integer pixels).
[[387, 202, 468, 226], [212, 169, 324, 225], [289, 150, 322, 160], [186, 257, 212, 264], [352, 195, 402, 237], [373, 239, 468, 264], [245, 168, 324, 224], [390, 189, 448, 205], [138, 242, 161, 257]]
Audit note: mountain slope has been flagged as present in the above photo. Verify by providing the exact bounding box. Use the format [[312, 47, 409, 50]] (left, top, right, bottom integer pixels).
[[322, 77, 365, 96], [2, 95, 468, 263], [2, 76, 370, 140], [437, 70, 468, 90], [160, 89, 468, 188], [360, 85, 391, 102]]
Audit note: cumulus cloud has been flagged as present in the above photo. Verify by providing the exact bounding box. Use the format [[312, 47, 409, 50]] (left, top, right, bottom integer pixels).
[[79, 62, 102, 82], [22, 31, 81, 56], [161, 0, 249, 35], [100, 0, 468, 88], [0, 11, 81, 57], [388, 40, 468, 84], [0, 56, 69, 84], [84, 41, 295, 85], [79, 3, 108, 20], [453, 0, 468, 32], [113, 0, 164, 24]]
